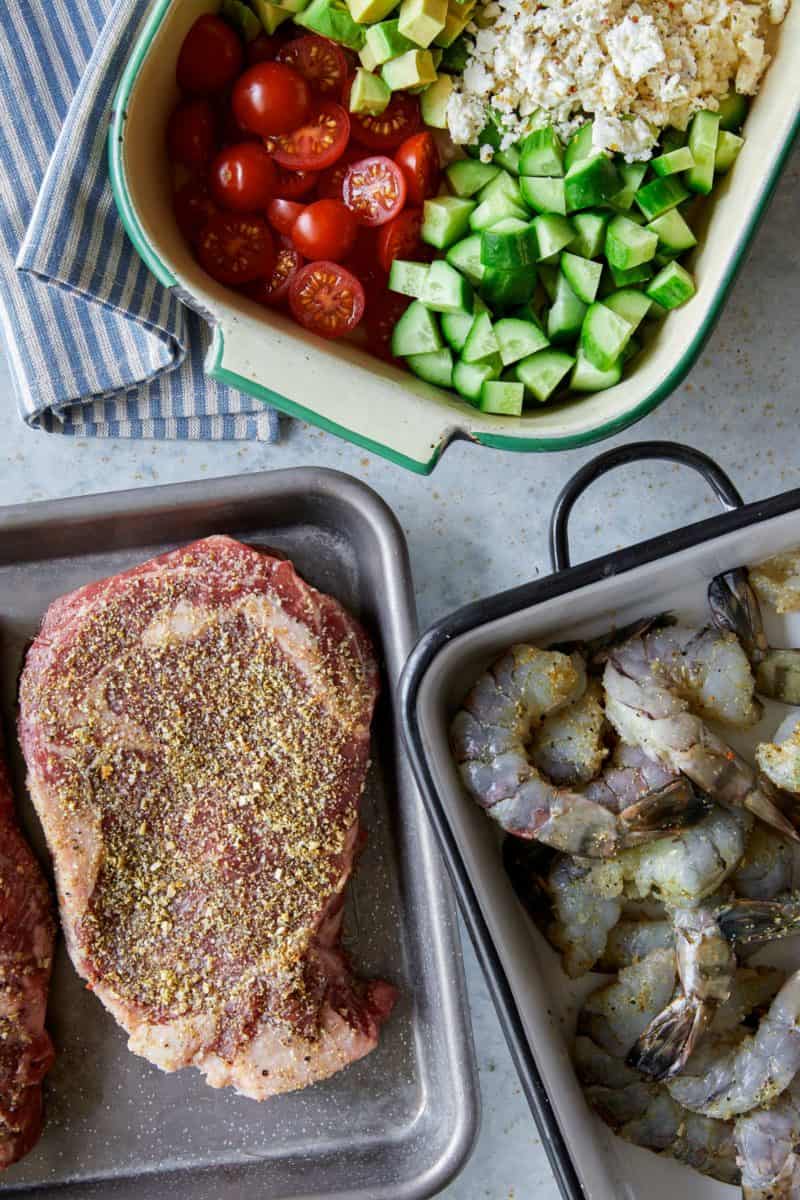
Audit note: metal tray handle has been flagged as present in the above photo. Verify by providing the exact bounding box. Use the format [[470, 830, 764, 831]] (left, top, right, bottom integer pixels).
[[549, 441, 744, 571]]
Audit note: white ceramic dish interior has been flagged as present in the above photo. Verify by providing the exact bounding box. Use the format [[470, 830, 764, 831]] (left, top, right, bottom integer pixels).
[[415, 504, 800, 1199], [111, 0, 800, 471]]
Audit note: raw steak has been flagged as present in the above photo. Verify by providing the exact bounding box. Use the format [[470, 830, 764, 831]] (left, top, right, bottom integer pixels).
[[18, 536, 395, 1099], [0, 728, 55, 1168]]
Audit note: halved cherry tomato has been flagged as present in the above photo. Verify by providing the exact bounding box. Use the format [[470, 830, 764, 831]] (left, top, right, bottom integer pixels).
[[244, 240, 304, 306], [343, 156, 406, 227], [167, 98, 217, 169], [268, 198, 306, 237], [350, 92, 421, 151], [246, 33, 282, 65], [174, 178, 219, 245], [273, 164, 319, 198], [365, 290, 412, 362], [317, 146, 364, 199], [277, 36, 348, 98], [394, 131, 441, 206], [210, 142, 276, 212], [271, 100, 350, 172], [197, 213, 275, 285], [176, 15, 243, 96], [289, 261, 365, 338], [376, 207, 425, 272], [291, 199, 358, 261], [233, 62, 311, 137]]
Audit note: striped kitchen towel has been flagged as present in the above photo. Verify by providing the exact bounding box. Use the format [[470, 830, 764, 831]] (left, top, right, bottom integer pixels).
[[0, 0, 278, 441]]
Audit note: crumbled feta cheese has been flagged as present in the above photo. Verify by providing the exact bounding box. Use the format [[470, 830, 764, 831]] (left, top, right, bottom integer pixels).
[[606, 8, 666, 83]]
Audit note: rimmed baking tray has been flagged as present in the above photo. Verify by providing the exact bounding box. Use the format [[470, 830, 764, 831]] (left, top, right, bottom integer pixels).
[[0, 467, 479, 1200], [400, 441, 800, 1199]]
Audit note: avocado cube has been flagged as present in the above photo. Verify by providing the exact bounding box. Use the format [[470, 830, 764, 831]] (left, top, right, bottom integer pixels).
[[364, 19, 416, 64], [349, 67, 392, 113], [251, 0, 293, 32], [295, 0, 366, 48], [433, 0, 474, 45], [382, 49, 437, 90], [397, 0, 447, 48], [359, 43, 381, 70], [421, 73, 454, 128], [348, 0, 398, 22]]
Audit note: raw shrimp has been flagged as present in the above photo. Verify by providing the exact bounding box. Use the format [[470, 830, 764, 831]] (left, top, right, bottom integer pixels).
[[543, 855, 624, 977], [750, 548, 800, 615], [735, 1075, 800, 1199], [598, 918, 673, 970], [709, 567, 800, 704], [452, 644, 701, 857], [578, 949, 677, 1057], [667, 969, 800, 1119], [733, 826, 794, 901], [530, 679, 607, 785], [581, 740, 701, 819], [758, 715, 800, 796]]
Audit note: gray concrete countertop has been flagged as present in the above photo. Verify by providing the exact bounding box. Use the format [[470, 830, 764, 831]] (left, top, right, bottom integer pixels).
[[1, 141, 798, 1200]]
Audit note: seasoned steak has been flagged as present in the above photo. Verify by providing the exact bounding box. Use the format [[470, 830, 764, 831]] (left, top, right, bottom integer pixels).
[[0, 730, 55, 1168], [19, 536, 395, 1098]]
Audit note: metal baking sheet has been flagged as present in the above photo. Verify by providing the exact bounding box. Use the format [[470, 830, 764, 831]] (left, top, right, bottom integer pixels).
[[0, 466, 479, 1200]]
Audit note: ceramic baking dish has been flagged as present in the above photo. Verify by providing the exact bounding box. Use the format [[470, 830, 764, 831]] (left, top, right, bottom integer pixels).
[[109, 1, 800, 474], [0, 467, 478, 1200], [400, 441, 800, 1198]]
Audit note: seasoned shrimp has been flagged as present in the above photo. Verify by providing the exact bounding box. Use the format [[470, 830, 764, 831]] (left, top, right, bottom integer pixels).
[[709, 568, 800, 705], [543, 855, 624, 977], [733, 825, 795, 901], [750, 548, 800, 615], [758, 714, 800, 796], [581, 740, 701, 818], [667, 969, 800, 1119], [530, 679, 607, 785], [578, 949, 677, 1057], [735, 1075, 800, 1199], [452, 644, 702, 857], [599, 918, 673, 970]]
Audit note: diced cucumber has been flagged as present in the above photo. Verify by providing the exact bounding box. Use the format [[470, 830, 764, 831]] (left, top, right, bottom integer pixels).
[[422, 196, 476, 248], [603, 288, 652, 330], [611, 162, 648, 210], [717, 90, 749, 132], [469, 194, 529, 232], [564, 122, 594, 171], [647, 209, 697, 254], [479, 380, 524, 415], [580, 302, 635, 371], [715, 131, 744, 174], [389, 259, 430, 299], [446, 159, 500, 197], [480, 265, 537, 309], [480, 218, 538, 269], [608, 261, 654, 288], [493, 317, 549, 365], [445, 233, 485, 285], [391, 300, 443, 356], [560, 251, 603, 304], [570, 210, 610, 259], [605, 215, 658, 270], [564, 154, 621, 211], [453, 355, 501, 403], [519, 127, 564, 177], [462, 310, 499, 362], [623, 336, 642, 363], [407, 347, 454, 388], [538, 262, 558, 302], [440, 296, 486, 351], [687, 110, 721, 195], [660, 127, 686, 153], [547, 271, 587, 343], [635, 176, 690, 220], [494, 145, 522, 175], [533, 214, 575, 261], [515, 349, 575, 403], [477, 170, 523, 206], [646, 261, 696, 309], [519, 176, 567, 215], [570, 348, 623, 392], [651, 146, 695, 176], [421, 259, 474, 314], [511, 299, 545, 328]]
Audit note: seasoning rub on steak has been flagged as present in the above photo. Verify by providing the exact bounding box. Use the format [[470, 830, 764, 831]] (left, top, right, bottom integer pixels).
[[0, 730, 55, 1168], [18, 536, 396, 1099]]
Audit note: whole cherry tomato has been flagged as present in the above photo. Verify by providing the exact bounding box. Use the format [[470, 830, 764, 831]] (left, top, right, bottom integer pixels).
[[394, 131, 441, 206], [167, 98, 217, 169], [246, 33, 282, 65], [176, 15, 243, 95], [291, 199, 358, 261], [268, 198, 306, 237], [232, 62, 311, 137], [196, 213, 275, 285], [173, 178, 218, 245], [210, 142, 276, 212]]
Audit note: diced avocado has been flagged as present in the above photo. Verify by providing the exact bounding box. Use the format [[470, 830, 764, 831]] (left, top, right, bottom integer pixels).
[[359, 43, 380, 70], [251, 0, 293, 32], [519, 127, 564, 177], [381, 49, 437, 90], [646, 261, 696, 309], [363, 19, 415, 63], [715, 130, 744, 174], [391, 300, 443, 356], [422, 196, 476, 248], [221, 0, 262, 40], [348, 0, 398, 22], [277, 0, 313, 12], [349, 68, 391, 114], [479, 380, 524, 415], [434, 0, 475, 45], [295, 0, 366, 48], [397, 0, 447, 47], [420, 73, 454, 128]]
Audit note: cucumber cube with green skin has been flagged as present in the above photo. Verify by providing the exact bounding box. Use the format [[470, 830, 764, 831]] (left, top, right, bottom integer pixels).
[[453, 355, 502, 403], [570, 210, 610, 259], [538, 262, 558, 302], [533, 214, 575, 261], [547, 272, 587, 343], [407, 347, 454, 388], [687, 110, 721, 194], [519, 127, 564, 177], [390, 300, 443, 356], [479, 380, 524, 415], [603, 288, 652, 330], [646, 261, 696, 309], [440, 297, 487, 351], [389, 259, 430, 299], [560, 251, 603, 304], [349, 68, 391, 114], [493, 317, 549, 365], [480, 266, 537, 310], [610, 162, 648, 210], [608, 261, 654, 288], [605, 215, 658, 270], [397, 0, 447, 47], [469, 195, 529, 232], [421, 259, 474, 313], [480, 218, 538, 270], [647, 209, 697, 254], [564, 122, 594, 171], [364, 19, 416, 63], [581, 302, 635, 371], [348, 0, 397, 22], [462, 310, 500, 362], [635, 176, 690, 220], [446, 159, 500, 197], [477, 170, 523, 206], [445, 234, 485, 285], [494, 145, 522, 175], [660, 127, 686, 153], [251, 0, 293, 33], [221, 0, 262, 40], [519, 176, 566, 215], [717, 91, 749, 132], [382, 49, 438, 89], [570, 348, 623, 392], [422, 196, 476, 248], [295, 0, 366, 46], [715, 131, 744, 174], [515, 349, 575, 402], [564, 154, 621, 211], [651, 146, 695, 176], [420, 73, 454, 127]]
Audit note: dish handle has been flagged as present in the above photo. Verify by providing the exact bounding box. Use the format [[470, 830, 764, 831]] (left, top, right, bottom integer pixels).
[[549, 440, 743, 571]]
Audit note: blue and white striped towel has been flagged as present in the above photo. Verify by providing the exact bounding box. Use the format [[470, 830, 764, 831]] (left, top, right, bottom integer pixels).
[[0, 0, 279, 441]]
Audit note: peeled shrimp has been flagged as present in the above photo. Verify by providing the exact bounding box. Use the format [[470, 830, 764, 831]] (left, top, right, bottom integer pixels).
[[733, 825, 794, 901], [530, 679, 607, 785], [578, 949, 677, 1057], [599, 918, 674, 970], [758, 714, 800, 796], [735, 1075, 800, 1199], [581, 740, 701, 818], [543, 855, 624, 977]]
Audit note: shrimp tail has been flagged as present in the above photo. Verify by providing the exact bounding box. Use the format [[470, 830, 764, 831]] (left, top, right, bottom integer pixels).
[[717, 896, 800, 949], [708, 568, 769, 668], [618, 778, 709, 842], [743, 784, 800, 844], [627, 996, 709, 1082]]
